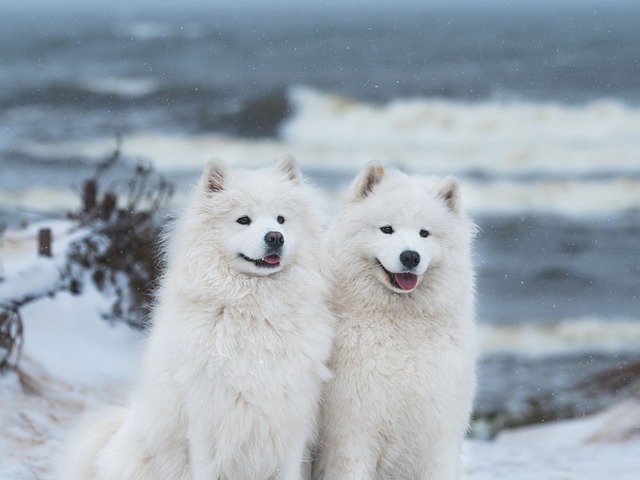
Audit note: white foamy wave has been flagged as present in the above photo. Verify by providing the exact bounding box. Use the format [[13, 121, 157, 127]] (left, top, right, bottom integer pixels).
[[114, 20, 203, 41], [78, 77, 160, 99], [15, 131, 640, 215], [0, 188, 79, 214], [128, 21, 172, 40], [15, 134, 289, 171], [281, 87, 640, 176], [16, 138, 124, 163], [13, 86, 640, 215], [462, 178, 640, 215], [479, 318, 640, 357]]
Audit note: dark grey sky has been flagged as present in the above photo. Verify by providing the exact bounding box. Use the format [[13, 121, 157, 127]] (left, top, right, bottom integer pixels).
[[10, 0, 632, 10], [12, 0, 366, 7]]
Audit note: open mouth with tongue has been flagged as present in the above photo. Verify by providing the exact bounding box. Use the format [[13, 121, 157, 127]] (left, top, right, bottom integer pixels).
[[240, 253, 281, 268], [377, 260, 419, 292]]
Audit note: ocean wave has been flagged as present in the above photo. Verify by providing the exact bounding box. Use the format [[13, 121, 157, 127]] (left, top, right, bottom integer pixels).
[[13, 129, 640, 215], [281, 87, 640, 175], [1, 83, 289, 139], [77, 77, 160, 99], [0, 187, 78, 214], [2, 80, 221, 110], [113, 20, 204, 41], [5, 166, 640, 216], [8, 86, 640, 215], [479, 317, 640, 357], [462, 178, 640, 214], [1, 82, 156, 109]]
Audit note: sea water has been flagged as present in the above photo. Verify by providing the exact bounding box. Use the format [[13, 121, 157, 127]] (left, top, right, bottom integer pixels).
[[1, 1, 639, 432]]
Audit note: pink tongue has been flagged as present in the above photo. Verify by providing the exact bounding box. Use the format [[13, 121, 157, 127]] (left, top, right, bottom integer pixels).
[[263, 255, 281, 265], [394, 273, 417, 291]]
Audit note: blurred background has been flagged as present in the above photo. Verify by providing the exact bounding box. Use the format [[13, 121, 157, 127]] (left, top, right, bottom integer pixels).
[[1, 0, 639, 436]]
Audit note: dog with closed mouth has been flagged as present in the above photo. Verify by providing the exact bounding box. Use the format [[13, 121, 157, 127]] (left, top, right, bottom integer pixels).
[[62, 156, 334, 480]]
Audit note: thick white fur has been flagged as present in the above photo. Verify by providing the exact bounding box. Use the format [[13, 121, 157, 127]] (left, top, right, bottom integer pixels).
[[313, 164, 476, 480], [63, 157, 334, 480]]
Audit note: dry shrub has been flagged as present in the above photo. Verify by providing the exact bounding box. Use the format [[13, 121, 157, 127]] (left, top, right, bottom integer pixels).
[[65, 139, 173, 328], [0, 304, 23, 372]]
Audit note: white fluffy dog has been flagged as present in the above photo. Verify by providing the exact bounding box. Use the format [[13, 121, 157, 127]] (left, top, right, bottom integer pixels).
[[63, 157, 334, 480], [313, 164, 476, 480]]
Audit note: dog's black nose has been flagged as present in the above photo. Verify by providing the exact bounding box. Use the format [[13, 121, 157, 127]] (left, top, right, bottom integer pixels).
[[400, 250, 420, 269], [265, 231, 285, 246]]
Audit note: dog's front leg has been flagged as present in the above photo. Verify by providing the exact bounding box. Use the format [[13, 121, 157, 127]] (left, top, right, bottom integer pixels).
[[187, 424, 220, 480], [312, 435, 377, 480], [279, 435, 307, 480], [416, 443, 465, 480]]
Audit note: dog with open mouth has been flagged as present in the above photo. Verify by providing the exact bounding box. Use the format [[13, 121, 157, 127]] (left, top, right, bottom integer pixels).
[[313, 163, 477, 480], [63, 156, 334, 480]]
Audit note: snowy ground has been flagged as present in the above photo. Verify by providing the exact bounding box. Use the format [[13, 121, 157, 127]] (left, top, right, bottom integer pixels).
[[1, 223, 639, 479]]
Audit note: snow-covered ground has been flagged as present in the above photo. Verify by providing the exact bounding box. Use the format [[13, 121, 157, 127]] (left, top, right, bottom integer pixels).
[[1, 223, 639, 479]]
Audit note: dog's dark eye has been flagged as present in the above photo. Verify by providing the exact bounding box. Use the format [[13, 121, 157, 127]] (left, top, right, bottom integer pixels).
[[236, 216, 252, 225], [420, 229, 430, 238], [380, 226, 394, 234], [277, 215, 285, 225]]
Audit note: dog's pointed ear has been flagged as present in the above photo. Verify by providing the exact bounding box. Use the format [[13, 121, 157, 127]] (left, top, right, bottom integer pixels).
[[437, 176, 461, 213], [347, 162, 385, 202], [201, 158, 228, 193], [274, 154, 302, 183]]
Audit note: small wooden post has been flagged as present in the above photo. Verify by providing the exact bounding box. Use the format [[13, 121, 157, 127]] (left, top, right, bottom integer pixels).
[[82, 179, 97, 214], [38, 228, 52, 257]]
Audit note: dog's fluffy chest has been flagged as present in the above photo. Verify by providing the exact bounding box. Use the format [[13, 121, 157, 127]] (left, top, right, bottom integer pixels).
[[198, 304, 319, 394], [216, 306, 291, 353], [333, 311, 470, 389]]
